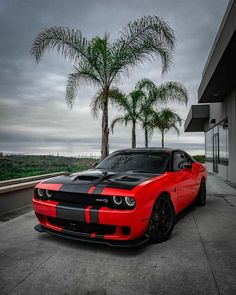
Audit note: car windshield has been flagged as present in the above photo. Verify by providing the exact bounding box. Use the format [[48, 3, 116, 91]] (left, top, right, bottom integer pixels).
[[97, 151, 170, 173]]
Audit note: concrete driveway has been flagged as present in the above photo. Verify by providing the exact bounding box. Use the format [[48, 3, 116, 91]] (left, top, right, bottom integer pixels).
[[0, 174, 236, 295]]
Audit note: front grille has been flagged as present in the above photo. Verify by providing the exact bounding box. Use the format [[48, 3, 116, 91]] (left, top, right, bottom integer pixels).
[[52, 191, 113, 207], [47, 217, 116, 235], [35, 189, 133, 209]]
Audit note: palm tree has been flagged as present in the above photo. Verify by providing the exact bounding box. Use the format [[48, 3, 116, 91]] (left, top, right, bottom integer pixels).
[[31, 16, 175, 159], [150, 108, 182, 148], [132, 79, 157, 147], [109, 89, 145, 148], [136, 79, 188, 147], [138, 105, 155, 148]]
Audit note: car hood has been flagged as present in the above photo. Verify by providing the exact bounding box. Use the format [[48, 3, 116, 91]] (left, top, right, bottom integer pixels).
[[41, 169, 162, 194]]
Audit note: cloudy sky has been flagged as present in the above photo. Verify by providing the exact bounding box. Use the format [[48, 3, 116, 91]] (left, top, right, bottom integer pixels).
[[0, 0, 229, 157]]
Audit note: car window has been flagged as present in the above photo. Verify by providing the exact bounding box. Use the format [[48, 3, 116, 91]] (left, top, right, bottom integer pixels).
[[173, 152, 185, 171], [97, 151, 170, 173], [184, 153, 193, 164]]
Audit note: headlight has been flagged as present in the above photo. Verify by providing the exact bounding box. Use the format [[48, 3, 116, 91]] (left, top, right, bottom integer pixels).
[[45, 190, 53, 198], [37, 189, 44, 198], [125, 197, 136, 207], [112, 196, 123, 205]]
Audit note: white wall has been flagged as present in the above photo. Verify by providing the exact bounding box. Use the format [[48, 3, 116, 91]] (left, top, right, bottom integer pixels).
[[206, 162, 213, 173]]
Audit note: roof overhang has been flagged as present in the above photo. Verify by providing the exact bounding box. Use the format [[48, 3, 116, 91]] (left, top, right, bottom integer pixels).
[[184, 105, 209, 132], [198, 0, 236, 103]]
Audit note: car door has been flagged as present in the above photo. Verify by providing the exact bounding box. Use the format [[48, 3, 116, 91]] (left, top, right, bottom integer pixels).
[[172, 151, 195, 211], [184, 153, 199, 201]]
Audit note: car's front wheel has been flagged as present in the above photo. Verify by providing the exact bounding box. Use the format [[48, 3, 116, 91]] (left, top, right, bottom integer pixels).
[[147, 194, 175, 243]]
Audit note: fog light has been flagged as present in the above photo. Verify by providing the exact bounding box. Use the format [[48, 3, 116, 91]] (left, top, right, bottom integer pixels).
[[37, 189, 44, 198], [125, 197, 136, 207], [122, 226, 131, 235], [45, 190, 53, 198], [113, 196, 122, 205]]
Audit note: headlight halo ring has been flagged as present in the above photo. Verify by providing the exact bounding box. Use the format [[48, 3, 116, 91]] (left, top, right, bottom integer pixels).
[[37, 188, 44, 198], [45, 190, 53, 198], [125, 196, 136, 207], [112, 196, 123, 206]]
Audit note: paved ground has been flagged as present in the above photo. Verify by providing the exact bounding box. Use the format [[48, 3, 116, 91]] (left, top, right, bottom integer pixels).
[[0, 174, 236, 295]]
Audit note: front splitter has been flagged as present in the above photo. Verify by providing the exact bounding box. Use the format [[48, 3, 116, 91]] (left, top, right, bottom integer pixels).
[[34, 224, 149, 248]]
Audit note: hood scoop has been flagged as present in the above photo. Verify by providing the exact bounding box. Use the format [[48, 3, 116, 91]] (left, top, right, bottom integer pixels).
[[115, 176, 141, 182], [74, 175, 101, 182]]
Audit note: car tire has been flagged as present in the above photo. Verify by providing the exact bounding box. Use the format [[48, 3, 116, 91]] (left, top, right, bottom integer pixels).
[[196, 179, 206, 207], [147, 194, 175, 243]]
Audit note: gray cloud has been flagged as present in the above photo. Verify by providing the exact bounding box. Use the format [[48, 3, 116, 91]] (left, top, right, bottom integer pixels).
[[0, 0, 229, 156]]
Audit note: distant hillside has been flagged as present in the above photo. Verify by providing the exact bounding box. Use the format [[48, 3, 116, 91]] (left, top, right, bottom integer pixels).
[[0, 154, 98, 181]]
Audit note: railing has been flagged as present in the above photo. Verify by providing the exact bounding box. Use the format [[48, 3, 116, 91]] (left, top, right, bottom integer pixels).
[[0, 172, 67, 194]]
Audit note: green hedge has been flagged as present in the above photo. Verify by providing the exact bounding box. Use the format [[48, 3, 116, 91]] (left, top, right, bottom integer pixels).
[[192, 155, 205, 163], [0, 155, 97, 181]]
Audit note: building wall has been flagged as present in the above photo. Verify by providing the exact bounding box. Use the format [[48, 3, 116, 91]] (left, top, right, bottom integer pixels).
[[204, 102, 227, 130], [227, 90, 236, 183], [204, 90, 236, 183]]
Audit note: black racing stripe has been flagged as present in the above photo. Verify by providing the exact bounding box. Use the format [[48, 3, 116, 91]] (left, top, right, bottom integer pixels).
[[56, 203, 87, 222], [43, 176, 71, 184], [105, 183, 136, 190], [90, 206, 100, 223], [92, 184, 106, 194], [59, 183, 93, 194]]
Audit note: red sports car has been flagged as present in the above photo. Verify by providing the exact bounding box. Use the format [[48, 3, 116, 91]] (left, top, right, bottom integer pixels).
[[33, 148, 206, 246]]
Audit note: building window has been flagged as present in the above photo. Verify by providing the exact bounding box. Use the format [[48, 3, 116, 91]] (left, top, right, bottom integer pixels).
[[205, 129, 213, 162], [219, 120, 228, 165]]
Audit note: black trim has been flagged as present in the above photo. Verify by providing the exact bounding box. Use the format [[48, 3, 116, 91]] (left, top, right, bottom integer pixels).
[[56, 203, 87, 222], [90, 206, 100, 223]]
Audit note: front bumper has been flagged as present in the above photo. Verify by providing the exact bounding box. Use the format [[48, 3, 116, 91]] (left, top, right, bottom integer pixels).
[[33, 197, 150, 243], [34, 224, 149, 247]]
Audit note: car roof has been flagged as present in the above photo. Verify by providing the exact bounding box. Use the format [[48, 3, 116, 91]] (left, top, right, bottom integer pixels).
[[111, 148, 195, 162], [114, 147, 175, 153]]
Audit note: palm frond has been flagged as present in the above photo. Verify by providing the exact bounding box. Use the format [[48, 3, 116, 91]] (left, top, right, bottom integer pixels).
[[110, 15, 175, 81], [91, 87, 126, 118], [156, 81, 188, 105], [110, 116, 125, 133], [66, 68, 100, 108], [31, 26, 88, 63], [151, 107, 182, 136]]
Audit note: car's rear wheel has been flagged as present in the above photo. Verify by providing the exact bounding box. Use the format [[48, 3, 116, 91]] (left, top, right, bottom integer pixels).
[[147, 194, 175, 243], [196, 179, 206, 207]]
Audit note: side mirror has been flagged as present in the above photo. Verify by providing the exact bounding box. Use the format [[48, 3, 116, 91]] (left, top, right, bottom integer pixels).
[[183, 163, 192, 170]]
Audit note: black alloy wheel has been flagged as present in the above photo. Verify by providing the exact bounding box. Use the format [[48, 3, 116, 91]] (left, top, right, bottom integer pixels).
[[148, 194, 175, 243], [196, 179, 206, 207]]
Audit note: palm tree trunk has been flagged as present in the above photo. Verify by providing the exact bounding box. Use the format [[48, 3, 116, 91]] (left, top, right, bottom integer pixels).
[[161, 131, 164, 148], [101, 86, 109, 160], [145, 128, 148, 148], [131, 120, 136, 148]]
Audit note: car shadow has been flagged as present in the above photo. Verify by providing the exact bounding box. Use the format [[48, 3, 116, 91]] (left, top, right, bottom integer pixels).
[[175, 204, 196, 223], [39, 233, 150, 256]]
